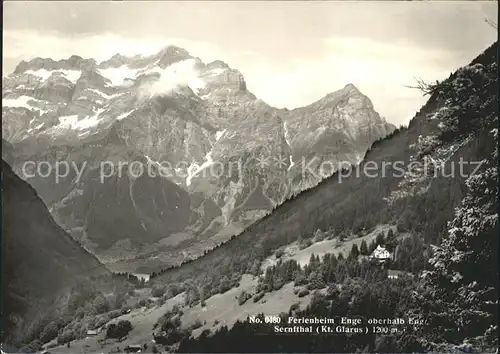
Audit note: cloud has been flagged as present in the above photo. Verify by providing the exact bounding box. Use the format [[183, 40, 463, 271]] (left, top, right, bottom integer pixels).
[[138, 59, 205, 99], [237, 36, 460, 125], [3, 30, 223, 67]]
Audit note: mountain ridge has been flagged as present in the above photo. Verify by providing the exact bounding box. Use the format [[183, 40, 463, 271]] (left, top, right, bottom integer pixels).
[[8, 46, 380, 112]]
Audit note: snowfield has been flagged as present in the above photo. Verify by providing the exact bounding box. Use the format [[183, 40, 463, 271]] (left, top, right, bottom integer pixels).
[[26, 69, 82, 83]]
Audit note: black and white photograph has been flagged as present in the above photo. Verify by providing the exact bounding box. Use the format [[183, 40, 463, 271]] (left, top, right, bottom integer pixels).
[[1, 1, 498, 353]]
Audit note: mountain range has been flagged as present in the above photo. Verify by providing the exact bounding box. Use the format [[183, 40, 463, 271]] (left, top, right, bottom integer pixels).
[[2, 45, 395, 273]]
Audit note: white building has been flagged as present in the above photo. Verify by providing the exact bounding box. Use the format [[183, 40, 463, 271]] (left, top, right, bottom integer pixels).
[[86, 329, 98, 336], [387, 269, 414, 280], [369, 245, 391, 263]]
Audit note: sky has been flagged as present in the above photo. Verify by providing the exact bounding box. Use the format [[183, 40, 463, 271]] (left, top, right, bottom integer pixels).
[[3, 1, 497, 126]]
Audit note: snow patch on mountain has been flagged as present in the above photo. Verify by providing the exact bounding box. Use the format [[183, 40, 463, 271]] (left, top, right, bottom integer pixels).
[[3, 95, 48, 112], [283, 121, 292, 146], [116, 109, 135, 121], [186, 151, 215, 187], [144, 155, 174, 177], [57, 109, 105, 131], [216, 129, 227, 141], [283, 121, 295, 170], [58, 115, 79, 127], [86, 88, 123, 100], [27, 122, 45, 133], [98, 66, 138, 86], [26, 69, 82, 84], [288, 156, 295, 171]]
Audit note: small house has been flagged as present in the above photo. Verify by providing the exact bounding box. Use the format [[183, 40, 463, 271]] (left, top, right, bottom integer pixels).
[[387, 270, 413, 280], [125, 344, 142, 353], [86, 329, 98, 336], [369, 245, 391, 263]]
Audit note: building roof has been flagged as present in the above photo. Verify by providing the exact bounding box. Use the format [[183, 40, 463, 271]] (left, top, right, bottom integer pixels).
[[370, 245, 391, 259], [388, 270, 413, 277]]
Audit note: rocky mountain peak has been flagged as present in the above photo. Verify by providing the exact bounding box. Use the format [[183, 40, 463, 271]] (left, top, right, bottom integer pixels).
[[13, 58, 53, 74], [326, 83, 361, 99], [342, 83, 361, 93], [98, 53, 132, 69], [13, 56, 97, 75], [160, 45, 190, 56], [308, 82, 374, 112], [67, 55, 84, 65], [207, 60, 230, 70], [155, 45, 193, 68]]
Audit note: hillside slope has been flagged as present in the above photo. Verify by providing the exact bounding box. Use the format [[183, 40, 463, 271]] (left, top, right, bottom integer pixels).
[[2, 159, 110, 344], [176, 41, 498, 353], [147, 42, 497, 352]]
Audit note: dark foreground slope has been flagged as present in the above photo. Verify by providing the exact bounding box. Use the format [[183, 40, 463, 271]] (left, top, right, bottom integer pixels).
[[2, 159, 110, 344], [150, 42, 497, 352]]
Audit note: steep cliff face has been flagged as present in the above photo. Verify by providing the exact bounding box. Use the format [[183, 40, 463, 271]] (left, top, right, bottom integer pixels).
[[2, 45, 395, 272], [2, 159, 109, 342]]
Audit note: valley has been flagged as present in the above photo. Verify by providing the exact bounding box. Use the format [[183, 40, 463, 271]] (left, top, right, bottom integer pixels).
[[44, 224, 393, 354]]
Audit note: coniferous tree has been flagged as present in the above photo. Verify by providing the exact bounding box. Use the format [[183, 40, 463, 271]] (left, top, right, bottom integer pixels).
[[360, 240, 369, 255], [412, 53, 498, 349], [415, 145, 498, 346], [375, 232, 385, 246], [386, 228, 397, 252], [349, 244, 360, 259]]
